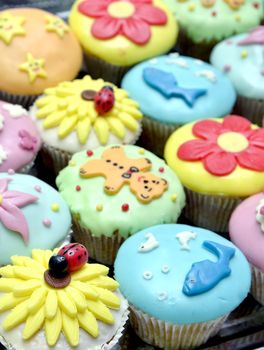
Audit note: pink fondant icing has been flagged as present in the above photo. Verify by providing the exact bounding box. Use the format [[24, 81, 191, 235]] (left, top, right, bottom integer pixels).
[[0, 101, 41, 172], [229, 192, 264, 272]]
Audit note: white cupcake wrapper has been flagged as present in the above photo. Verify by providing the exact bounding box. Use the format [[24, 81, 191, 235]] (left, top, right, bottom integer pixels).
[[250, 264, 264, 305], [184, 188, 242, 232], [129, 305, 228, 350], [0, 91, 39, 110], [233, 96, 264, 127]]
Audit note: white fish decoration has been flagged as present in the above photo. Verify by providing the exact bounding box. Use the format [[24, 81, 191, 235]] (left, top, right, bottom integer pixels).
[[138, 233, 159, 253], [176, 231, 197, 250]]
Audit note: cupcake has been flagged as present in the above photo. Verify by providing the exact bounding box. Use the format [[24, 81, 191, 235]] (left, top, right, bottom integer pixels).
[[69, 0, 178, 84], [229, 192, 264, 305], [0, 8, 82, 108], [164, 115, 264, 232], [163, 0, 263, 61], [114, 223, 251, 349], [0, 101, 41, 173], [0, 243, 128, 349], [30, 76, 143, 173], [210, 26, 264, 126], [56, 145, 185, 265], [122, 54, 236, 157], [0, 173, 71, 266]]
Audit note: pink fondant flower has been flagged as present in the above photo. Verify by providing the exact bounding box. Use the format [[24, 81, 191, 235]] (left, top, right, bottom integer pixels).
[[177, 116, 264, 176], [78, 0, 167, 45], [0, 178, 38, 243], [18, 129, 37, 151]]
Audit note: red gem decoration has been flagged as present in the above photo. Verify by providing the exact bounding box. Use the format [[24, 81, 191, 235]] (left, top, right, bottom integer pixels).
[[94, 86, 115, 115], [76, 185, 81, 191], [58, 243, 88, 273], [177, 115, 264, 176], [122, 203, 129, 212], [78, 0, 167, 45], [253, 2, 260, 8], [211, 11, 217, 16], [159, 167, 164, 173], [86, 150, 93, 157]]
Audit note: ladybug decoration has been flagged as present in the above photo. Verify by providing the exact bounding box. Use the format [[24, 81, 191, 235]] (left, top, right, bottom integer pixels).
[[48, 243, 88, 277], [94, 85, 115, 115]]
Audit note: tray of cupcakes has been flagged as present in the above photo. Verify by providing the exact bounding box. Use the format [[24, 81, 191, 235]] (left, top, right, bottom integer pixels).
[[0, 0, 263, 349]]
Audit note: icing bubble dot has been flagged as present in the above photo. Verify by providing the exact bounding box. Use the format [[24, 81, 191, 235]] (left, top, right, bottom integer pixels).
[[188, 4, 195, 11], [43, 219, 51, 227], [34, 185, 42, 192], [157, 291, 168, 301], [223, 64, 231, 73], [86, 150, 93, 157], [158, 167, 164, 173], [211, 11, 217, 16], [138, 148, 145, 154], [7, 169, 15, 175], [235, 15, 241, 21], [240, 50, 248, 59], [161, 265, 170, 274], [75, 185, 81, 191], [171, 193, 177, 202], [69, 160, 76, 167], [253, 2, 260, 8], [261, 70, 264, 77], [122, 203, 129, 212], [96, 204, 103, 212], [143, 271, 153, 280], [51, 203, 60, 212]]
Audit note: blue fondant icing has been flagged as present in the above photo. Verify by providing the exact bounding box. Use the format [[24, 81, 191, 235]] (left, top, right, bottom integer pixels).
[[143, 68, 207, 107], [114, 224, 251, 325], [182, 240, 235, 296], [121, 55, 236, 124]]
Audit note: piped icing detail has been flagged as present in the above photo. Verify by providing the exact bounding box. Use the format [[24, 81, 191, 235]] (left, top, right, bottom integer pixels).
[[79, 146, 168, 203], [0, 247, 121, 347], [0, 178, 38, 243], [177, 115, 264, 176], [182, 240, 235, 296], [143, 67, 207, 107], [1, 104, 27, 118], [45, 15, 69, 38], [0, 145, 7, 164], [0, 11, 25, 44], [78, 0, 167, 45], [256, 198, 264, 232], [138, 233, 159, 252], [19, 53, 47, 83], [18, 130, 37, 151], [35, 76, 142, 145], [176, 231, 197, 250]]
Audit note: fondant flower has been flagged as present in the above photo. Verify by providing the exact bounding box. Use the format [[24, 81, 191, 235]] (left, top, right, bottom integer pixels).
[[78, 0, 167, 45], [0, 178, 38, 243], [18, 129, 37, 151], [178, 116, 264, 176]]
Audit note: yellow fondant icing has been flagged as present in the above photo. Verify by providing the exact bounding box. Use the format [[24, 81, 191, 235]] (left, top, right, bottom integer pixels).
[[0, 249, 121, 347], [19, 53, 47, 83], [0, 11, 25, 44]]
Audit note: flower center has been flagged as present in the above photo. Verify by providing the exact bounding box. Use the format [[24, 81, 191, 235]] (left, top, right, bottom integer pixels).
[[0, 194, 2, 205], [217, 132, 249, 153], [108, 1, 135, 18]]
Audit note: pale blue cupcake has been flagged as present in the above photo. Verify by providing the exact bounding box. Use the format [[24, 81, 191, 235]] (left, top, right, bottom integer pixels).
[[121, 53, 236, 156], [114, 223, 251, 349]]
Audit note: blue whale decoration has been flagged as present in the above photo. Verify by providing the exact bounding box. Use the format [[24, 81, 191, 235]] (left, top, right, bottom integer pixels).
[[143, 67, 207, 107], [182, 240, 235, 296]]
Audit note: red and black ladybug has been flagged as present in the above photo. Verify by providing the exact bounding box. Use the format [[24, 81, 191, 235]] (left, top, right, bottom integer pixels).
[[94, 85, 115, 115]]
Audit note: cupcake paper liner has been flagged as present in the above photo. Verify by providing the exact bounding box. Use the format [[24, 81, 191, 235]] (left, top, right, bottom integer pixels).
[[184, 188, 242, 233], [250, 264, 264, 305], [0, 91, 39, 109], [73, 219, 125, 265], [42, 143, 72, 174], [129, 305, 228, 350], [233, 96, 264, 127], [19, 158, 36, 174]]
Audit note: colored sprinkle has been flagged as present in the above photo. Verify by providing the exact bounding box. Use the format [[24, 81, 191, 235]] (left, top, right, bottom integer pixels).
[[7, 169, 15, 175], [143, 271, 153, 280], [122, 203, 129, 212], [43, 218, 51, 227], [211, 11, 217, 16], [76, 185, 81, 191], [253, 2, 260, 9], [223, 64, 231, 73], [159, 167, 164, 173], [225, 40, 233, 45], [51, 203, 60, 212], [161, 265, 170, 274], [34, 185, 42, 192], [171, 193, 177, 202], [261, 70, 264, 77], [86, 150, 93, 157], [69, 160, 76, 167], [138, 148, 145, 154], [260, 206, 264, 216], [240, 50, 248, 59], [235, 15, 241, 21], [96, 204, 103, 212], [0, 195, 3, 205], [188, 3, 195, 11]]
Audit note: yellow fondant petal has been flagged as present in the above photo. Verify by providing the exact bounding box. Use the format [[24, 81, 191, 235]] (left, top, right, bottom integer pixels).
[[123, 98, 140, 108], [62, 311, 79, 347], [122, 106, 142, 120], [0, 293, 27, 312], [36, 96, 56, 108], [13, 280, 42, 297], [77, 103, 90, 119], [45, 308, 62, 347], [22, 305, 45, 340], [71, 264, 108, 281], [27, 287, 47, 314], [78, 309, 98, 338], [0, 265, 15, 278], [23, 257, 45, 273], [115, 90, 128, 101], [107, 117, 125, 139], [76, 119, 91, 144], [58, 115, 78, 139], [89, 276, 119, 291], [10, 256, 27, 266], [86, 300, 114, 325], [44, 250, 53, 269], [67, 102, 79, 115], [0, 278, 21, 292], [14, 266, 42, 280], [43, 110, 66, 129], [71, 281, 98, 300], [45, 289, 58, 320], [118, 112, 139, 131], [94, 117, 109, 145], [2, 299, 29, 330], [66, 286, 87, 312], [31, 249, 46, 266], [93, 287, 121, 309], [57, 289, 77, 317], [56, 87, 75, 97], [36, 104, 57, 119]]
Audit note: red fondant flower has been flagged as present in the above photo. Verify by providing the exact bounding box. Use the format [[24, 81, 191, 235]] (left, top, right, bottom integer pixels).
[[78, 0, 167, 45], [177, 116, 264, 176]]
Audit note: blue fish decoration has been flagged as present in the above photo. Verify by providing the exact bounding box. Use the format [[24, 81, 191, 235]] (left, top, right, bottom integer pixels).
[[182, 240, 235, 296], [143, 67, 207, 107]]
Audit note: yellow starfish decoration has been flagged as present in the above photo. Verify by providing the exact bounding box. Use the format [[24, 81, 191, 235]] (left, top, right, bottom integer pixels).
[[45, 15, 69, 38], [19, 53, 47, 83], [0, 11, 25, 45]]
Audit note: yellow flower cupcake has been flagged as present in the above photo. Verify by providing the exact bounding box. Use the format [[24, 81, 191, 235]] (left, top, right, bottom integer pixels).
[[30, 75, 143, 173]]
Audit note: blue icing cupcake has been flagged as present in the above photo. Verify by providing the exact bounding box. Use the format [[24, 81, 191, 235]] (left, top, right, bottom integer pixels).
[[114, 224, 251, 349], [121, 54, 236, 156], [0, 173, 71, 265], [210, 26, 264, 126]]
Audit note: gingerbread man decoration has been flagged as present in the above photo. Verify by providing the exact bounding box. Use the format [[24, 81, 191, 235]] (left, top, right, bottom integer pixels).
[[224, 0, 244, 9], [201, 0, 216, 7], [80, 146, 168, 203]]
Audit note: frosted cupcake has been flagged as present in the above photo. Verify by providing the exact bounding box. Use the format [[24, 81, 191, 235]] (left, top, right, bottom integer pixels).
[[0, 101, 41, 173], [56, 145, 185, 265], [164, 115, 264, 232], [0, 243, 128, 349], [122, 54, 236, 157], [114, 223, 251, 349], [210, 26, 264, 126], [229, 193, 264, 305], [0, 8, 82, 108], [30, 76, 143, 173], [69, 0, 178, 84]]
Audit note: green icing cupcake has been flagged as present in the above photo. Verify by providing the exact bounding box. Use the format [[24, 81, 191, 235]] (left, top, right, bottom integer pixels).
[[56, 145, 185, 264]]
